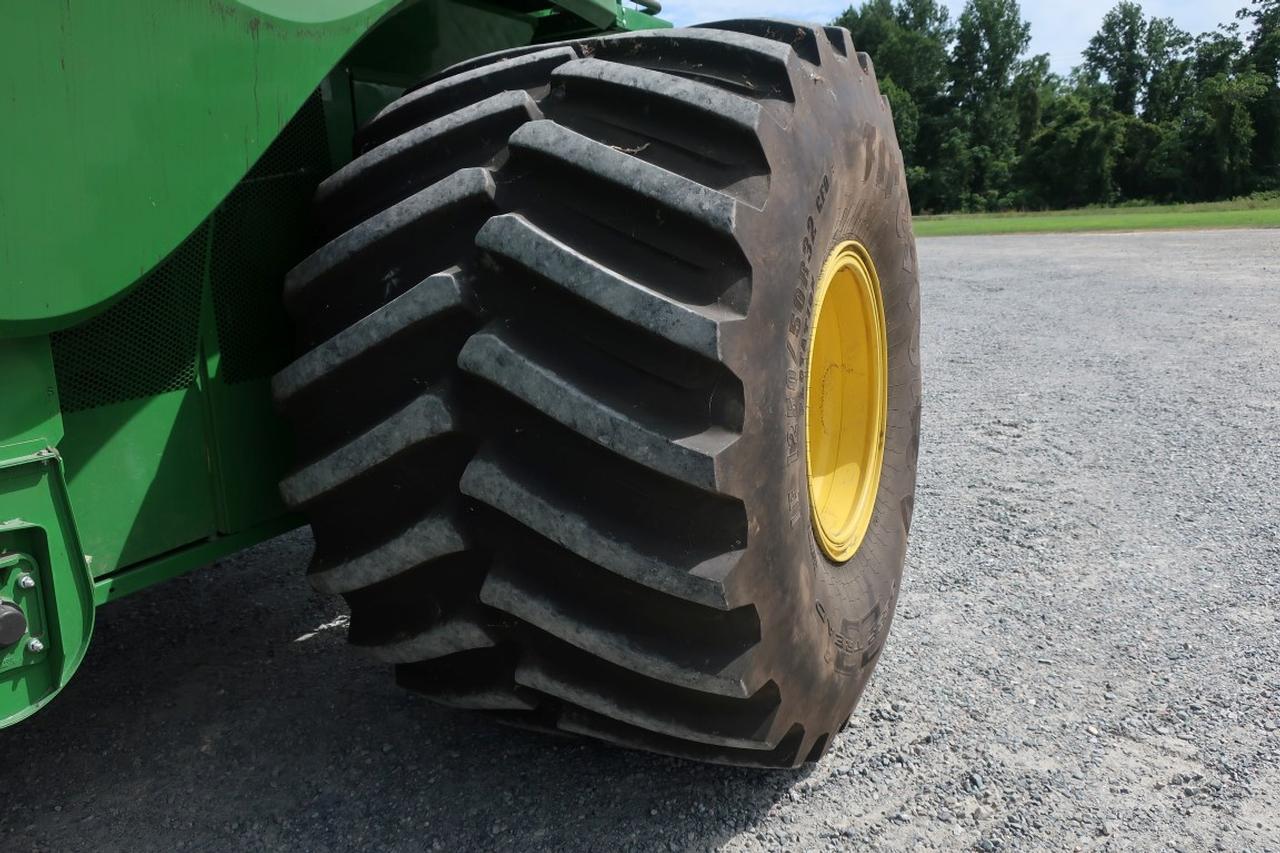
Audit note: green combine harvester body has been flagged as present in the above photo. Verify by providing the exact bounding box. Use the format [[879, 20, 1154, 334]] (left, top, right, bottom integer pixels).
[[0, 0, 666, 728]]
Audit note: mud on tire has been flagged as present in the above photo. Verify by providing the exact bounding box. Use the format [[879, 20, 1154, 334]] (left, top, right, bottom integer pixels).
[[275, 19, 922, 768]]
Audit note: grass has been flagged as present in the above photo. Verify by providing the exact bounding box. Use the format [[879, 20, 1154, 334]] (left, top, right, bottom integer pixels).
[[913, 196, 1280, 237]]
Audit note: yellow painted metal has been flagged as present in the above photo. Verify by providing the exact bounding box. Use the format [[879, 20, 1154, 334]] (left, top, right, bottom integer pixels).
[[805, 241, 888, 563]]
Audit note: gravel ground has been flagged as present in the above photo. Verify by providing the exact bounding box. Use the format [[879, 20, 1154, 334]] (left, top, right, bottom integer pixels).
[[5, 229, 1279, 852]]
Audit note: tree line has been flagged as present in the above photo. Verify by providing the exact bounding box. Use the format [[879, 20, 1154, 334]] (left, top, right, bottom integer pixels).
[[833, 0, 1280, 212]]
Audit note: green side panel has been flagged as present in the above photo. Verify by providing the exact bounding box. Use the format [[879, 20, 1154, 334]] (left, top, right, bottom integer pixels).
[[0, 0, 661, 336], [0, 338, 63, 455], [91, 515, 301, 606], [0, 453, 95, 727], [0, 0, 405, 337]]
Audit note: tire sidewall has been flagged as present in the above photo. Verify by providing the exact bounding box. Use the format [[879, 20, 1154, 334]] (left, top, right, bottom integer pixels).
[[743, 50, 921, 734]]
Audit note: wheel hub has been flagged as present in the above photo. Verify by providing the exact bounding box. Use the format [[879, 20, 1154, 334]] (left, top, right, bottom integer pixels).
[[805, 241, 889, 563]]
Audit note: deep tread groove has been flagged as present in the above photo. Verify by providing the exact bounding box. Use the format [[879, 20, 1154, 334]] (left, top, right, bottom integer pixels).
[[284, 168, 496, 344], [559, 712, 806, 768], [280, 389, 456, 508], [479, 542, 762, 697], [316, 90, 544, 239], [587, 29, 798, 103], [475, 213, 735, 361], [308, 511, 469, 595], [459, 441, 747, 610], [553, 57, 766, 137], [696, 19, 822, 66], [544, 59, 771, 206], [507, 121, 738, 238], [515, 645, 782, 750], [459, 319, 737, 492], [396, 647, 538, 711], [355, 610, 500, 665], [824, 26, 852, 58], [472, 223, 741, 402], [306, 434, 471, 565], [499, 127, 752, 298], [358, 47, 578, 151], [274, 269, 473, 408]]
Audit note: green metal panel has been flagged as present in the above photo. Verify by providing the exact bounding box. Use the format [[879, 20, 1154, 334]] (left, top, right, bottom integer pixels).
[[0, 338, 63, 455], [0, 0, 405, 337], [91, 515, 301, 606], [0, 0, 662, 338], [60, 394, 218, 578]]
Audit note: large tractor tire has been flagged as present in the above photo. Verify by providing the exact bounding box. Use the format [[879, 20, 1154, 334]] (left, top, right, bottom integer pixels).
[[275, 19, 921, 768]]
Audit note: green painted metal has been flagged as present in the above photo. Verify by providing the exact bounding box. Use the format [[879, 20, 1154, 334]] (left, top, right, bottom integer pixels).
[[92, 515, 302, 606], [614, 5, 670, 32], [62, 394, 220, 579], [0, 555, 48, 679], [0, 0, 664, 339], [0, 0, 409, 338], [0, 338, 63, 456], [0, 451, 95, 727], [0, 0, 667, 728], [540, 0, 616, 29]]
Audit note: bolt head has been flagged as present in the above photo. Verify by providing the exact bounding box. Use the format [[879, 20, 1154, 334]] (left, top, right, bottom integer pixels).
[[27, 638, 44, 654], [17, 575, 35, 590]]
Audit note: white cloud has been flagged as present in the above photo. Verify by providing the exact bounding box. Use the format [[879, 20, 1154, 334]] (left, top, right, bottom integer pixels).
[[655, 0, 1244, 75]]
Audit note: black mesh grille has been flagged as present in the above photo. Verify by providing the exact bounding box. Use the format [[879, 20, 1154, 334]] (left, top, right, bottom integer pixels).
[[211, 92, 330, 383], [244, 92, 331, 183], [50, 224, 208, 413]]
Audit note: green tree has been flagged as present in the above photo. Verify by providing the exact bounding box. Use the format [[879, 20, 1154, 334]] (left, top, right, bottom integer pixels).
[[1143, 17, 1194, 123], [1184, 70, 1270, 196], [1194, 23, 1246, 81], [1011, 53, 1055, 150], [1239, 0, 1280, 188], [880, 77, 921, 163], [830, 0, 1275, 210], [950, 0, 1031, 108], [1084, 2, 1149, 115], [947, 0, 1032, 209], [1241, 0, 1280, 77], [889, 0, 955, 100], [1021, 91, 1125, 207]]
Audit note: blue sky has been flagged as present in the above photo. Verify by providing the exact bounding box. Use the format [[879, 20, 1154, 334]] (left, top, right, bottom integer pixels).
[[657, 0, 1242, 75]]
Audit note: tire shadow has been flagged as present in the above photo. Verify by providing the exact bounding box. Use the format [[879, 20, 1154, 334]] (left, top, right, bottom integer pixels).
[[6, 530, 811, 852]]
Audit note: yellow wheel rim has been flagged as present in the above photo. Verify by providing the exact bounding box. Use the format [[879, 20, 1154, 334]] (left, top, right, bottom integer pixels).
[[805, 241, 888, 563]]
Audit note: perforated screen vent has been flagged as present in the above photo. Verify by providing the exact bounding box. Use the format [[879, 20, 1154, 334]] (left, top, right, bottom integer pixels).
[[50, 224, 208, 413]]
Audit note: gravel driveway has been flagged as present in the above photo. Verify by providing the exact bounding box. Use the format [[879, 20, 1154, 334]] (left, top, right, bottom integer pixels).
[[6, 229, 1278, 852]]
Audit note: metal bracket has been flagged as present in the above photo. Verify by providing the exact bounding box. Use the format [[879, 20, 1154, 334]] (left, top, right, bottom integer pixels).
[[0, 448, 96, 728]]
